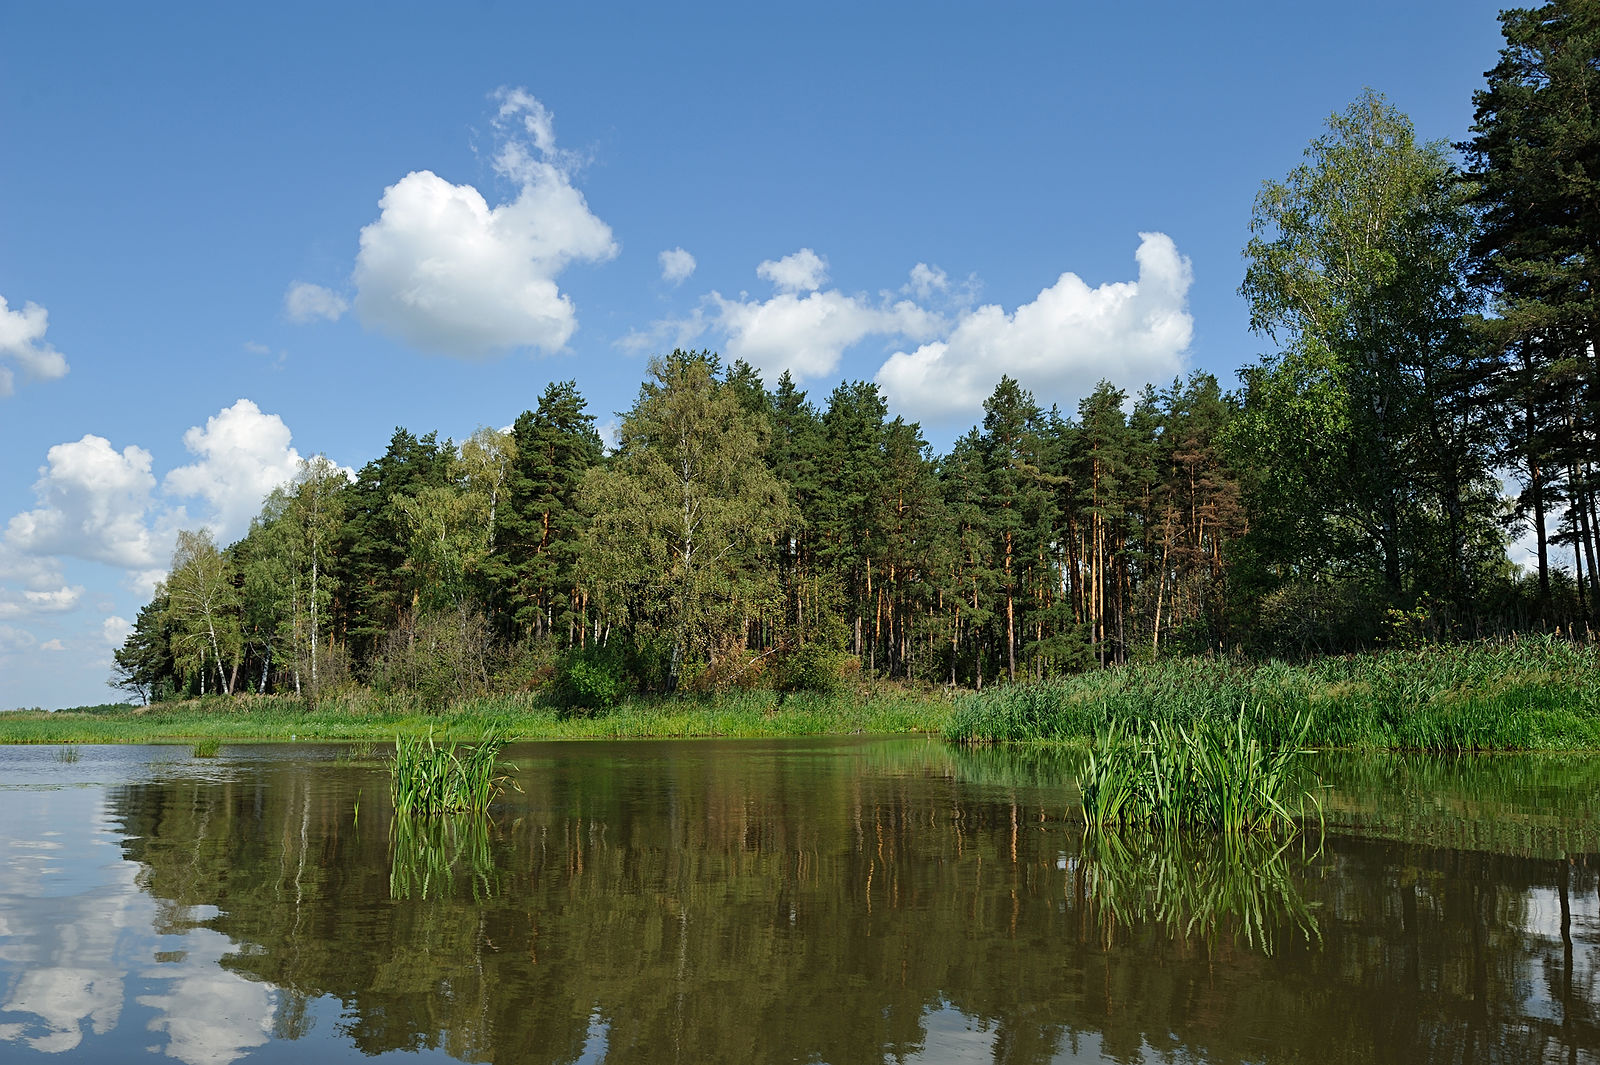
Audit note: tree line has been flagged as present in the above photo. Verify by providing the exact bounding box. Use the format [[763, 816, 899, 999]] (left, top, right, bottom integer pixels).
[[114, 0, 1600, 702]]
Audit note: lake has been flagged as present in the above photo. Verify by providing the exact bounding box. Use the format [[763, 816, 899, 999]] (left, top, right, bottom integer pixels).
[[0, 737, 1596, 1064]]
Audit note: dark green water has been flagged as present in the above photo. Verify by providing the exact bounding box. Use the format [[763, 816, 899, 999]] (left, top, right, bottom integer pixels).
[[0, 738, 1596, 1064]]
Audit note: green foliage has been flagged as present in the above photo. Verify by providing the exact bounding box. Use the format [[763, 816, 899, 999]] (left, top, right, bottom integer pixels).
[[548, 647, 629, 714], [390, 729, 511, 816], [191, 738, 221, 758], [110, 597, 175, 704], [163, 529, 243, 695], [368, 607, 500, 706], [1078, 705, 1318, 834], [1237, 90, 1498, 625], [946, 636, 1600, 751], [494, 383, 603, 643], [774, 642, 850, 695], [583, 351, 794, 681]]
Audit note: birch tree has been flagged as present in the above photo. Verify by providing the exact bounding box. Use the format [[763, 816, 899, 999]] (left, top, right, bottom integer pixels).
[[583, 351, 793, 685]]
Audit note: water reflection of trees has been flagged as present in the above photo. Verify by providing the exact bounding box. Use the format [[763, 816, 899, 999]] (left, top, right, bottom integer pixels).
[[105, 741, 1600, 1065]]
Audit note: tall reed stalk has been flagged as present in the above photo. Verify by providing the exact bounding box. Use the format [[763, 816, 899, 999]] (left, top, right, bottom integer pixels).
[[1079, 704, 1319, 834], [390, 729, 511, 816]]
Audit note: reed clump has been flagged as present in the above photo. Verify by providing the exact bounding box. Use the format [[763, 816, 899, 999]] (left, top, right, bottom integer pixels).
[[1078, 705, 1318, 834], [947, 635, 1600, 751], [190, 738, 221, 758], [390, 729, 511, 816]]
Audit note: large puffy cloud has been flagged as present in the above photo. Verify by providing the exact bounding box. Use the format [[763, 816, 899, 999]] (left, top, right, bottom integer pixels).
[[0, 295, 69, 397], [6, 436, 161, 570], [348, 89, 616, 358], [163, 399, 303, 542], [712, 288, 940, 382], [876, 233, 1193, 422], [3, 400, 312, 613]]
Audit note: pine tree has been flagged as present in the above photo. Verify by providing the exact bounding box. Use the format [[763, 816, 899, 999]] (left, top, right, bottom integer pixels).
[[495, 383, 603, 644]]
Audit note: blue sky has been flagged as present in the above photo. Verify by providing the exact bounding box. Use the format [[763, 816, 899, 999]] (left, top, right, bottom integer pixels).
[[1, 1, 1507, 708]]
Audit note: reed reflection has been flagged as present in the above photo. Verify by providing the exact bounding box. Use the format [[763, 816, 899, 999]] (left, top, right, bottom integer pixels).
[[1080, 828, 1322, 955], [389, 813, 500, 901]]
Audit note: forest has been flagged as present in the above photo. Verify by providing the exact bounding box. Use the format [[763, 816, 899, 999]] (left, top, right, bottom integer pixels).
[[111, 2, 1600, 708]]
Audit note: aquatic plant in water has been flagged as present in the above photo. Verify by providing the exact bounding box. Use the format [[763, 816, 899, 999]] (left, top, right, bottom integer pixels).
[[390, 729, 511, 816], [1079, 704, 1319, 834]]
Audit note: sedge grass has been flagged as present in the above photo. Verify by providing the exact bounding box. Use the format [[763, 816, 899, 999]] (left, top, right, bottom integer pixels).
[[390, 729, 511, 816], [190, 738, 221, 758], [1078, 704, 1319, 834], [947, 635, 1600, 751]]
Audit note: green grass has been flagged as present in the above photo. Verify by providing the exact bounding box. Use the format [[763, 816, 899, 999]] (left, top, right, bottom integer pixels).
[[0, 686, 954, 744], [946, 636, 1600, 751], [1078, 705, 1318, 834], [390, 729, 512, 816], [190, 738, 221, 758]]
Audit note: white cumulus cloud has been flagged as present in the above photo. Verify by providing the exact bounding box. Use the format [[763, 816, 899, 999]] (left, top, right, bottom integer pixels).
[[102, 615, 132, 647], [626, 248, 945, 383], [876, 232, 1193, 423], [2, 399, 316, 616], [284, 282, 348, 323], [757, 248, 829, 293], [163, 399, 304, 542], [6, 436, 161, 570], [350, 89, 617, 358], [659, 247, 696, 285], [712, 289, 940, 383], [0, 295, 69, 397]]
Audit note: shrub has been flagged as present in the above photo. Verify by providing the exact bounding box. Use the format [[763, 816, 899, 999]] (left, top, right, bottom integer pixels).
[[775, 643, 849, 695], [547, 648, 629, 714]]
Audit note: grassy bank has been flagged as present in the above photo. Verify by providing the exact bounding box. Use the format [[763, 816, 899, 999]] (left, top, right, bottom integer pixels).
[[946, 636, 1600, 751], [0, 687, 955, 744]]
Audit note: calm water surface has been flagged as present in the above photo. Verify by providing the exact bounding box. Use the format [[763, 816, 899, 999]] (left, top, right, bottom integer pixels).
[[0, 738, 1596, 1064]]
